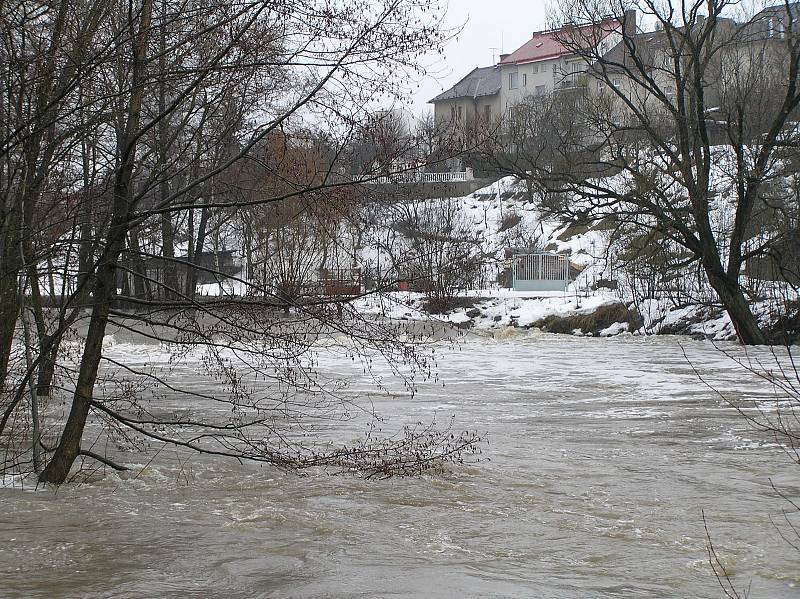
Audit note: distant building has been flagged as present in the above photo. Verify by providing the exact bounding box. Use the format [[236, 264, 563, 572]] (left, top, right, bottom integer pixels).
[[583, 9, 789, 130], [430, 15, 623, 131], [429, 65, 502, 129], [498, 16, 623, 110]]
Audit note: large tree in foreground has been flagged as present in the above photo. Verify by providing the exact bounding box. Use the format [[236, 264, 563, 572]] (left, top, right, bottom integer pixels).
[[531, 0, 800, 344], [0, 0, 481, 483]]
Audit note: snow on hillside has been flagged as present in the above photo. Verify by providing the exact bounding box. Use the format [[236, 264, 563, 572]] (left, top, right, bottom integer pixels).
[[350, 177, 635, 336], [358, 176, 612, 291], [354, 174, 797, 342], [102, 168, 794, 342]]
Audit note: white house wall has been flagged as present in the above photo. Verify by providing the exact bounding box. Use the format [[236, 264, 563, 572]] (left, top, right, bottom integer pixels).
[[499, 58, 565, 110]]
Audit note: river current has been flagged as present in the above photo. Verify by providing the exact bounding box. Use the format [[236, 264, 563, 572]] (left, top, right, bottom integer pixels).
[[1, 332, 798, 598]]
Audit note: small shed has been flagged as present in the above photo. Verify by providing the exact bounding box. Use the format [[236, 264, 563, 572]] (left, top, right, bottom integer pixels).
[[512, 252, 570, 292]]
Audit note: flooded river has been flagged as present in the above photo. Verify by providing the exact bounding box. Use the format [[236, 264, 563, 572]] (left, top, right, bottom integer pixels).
[[1, 333, 798, 598]]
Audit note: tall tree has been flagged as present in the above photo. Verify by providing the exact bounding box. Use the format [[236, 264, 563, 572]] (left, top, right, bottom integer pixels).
[[532, 0, 800, 344], [0, 0, 473, 484]]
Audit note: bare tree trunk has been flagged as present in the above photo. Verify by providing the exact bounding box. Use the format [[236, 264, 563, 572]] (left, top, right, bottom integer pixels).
[[0, 212, 21, 390], [127, 227, 150, 300], [706, 267, 766, 345], [161, 212, 177, 297], [19, 289, 42, 474], [39, 0, 154, 484], [158, 4, 178, 299], [2, 175, 34, 393], [77, 139, 96, 294], [23, 260, 60, 398], [186, 203, 210, 297]]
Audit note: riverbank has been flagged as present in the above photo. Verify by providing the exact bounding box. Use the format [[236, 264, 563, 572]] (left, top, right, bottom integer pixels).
[[353, 290, 800, 343]]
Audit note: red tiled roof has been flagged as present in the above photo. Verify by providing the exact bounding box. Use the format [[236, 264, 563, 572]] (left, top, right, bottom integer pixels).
[[499, 20, 620, 66]]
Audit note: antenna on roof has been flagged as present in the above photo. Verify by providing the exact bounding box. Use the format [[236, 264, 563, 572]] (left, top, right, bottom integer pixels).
[[490, 46, 499, 63]]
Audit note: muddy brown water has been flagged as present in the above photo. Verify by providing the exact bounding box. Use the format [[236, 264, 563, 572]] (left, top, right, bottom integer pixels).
[[1, 332, 798, 598]]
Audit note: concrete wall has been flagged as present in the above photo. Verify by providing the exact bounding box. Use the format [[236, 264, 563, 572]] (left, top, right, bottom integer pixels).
[[366, 178, 495, 202]]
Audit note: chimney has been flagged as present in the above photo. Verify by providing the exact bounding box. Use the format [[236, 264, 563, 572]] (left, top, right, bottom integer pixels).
[[499, 53, 510, 62], [623, 8, 636, 38]]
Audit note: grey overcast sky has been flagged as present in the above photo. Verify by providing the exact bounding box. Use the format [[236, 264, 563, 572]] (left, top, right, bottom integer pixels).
[[406, 1, 549, 116]]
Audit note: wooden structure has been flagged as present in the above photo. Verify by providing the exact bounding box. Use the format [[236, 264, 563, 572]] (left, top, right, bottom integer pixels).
[[318, 267, 363, 296]]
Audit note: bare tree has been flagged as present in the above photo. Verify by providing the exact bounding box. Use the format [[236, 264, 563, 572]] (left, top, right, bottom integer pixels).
[[538, 0, 800, 344], [381, 199, 485, 312], [0, 0, 483, 483]]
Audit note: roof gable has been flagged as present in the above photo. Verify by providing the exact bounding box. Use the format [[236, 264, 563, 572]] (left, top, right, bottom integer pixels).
[[429, 66, 501, 103], [500, 19, 620, 66]]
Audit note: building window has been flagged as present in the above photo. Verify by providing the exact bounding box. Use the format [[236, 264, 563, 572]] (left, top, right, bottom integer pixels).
[[457, 106, 463, 121], [535, 85, 546, 96], [768, 17, 775, 37], [450, 106, 456, 121], [532, 64, 538, 74], [484, 104, 491, 121], [523, 73, 527, 86], [612, 77, 621, 87], [597, 80, 604, 90], [509, 72, 519, 89]]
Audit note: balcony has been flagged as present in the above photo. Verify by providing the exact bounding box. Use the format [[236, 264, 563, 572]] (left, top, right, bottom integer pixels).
[[554, 74, 588, 92]]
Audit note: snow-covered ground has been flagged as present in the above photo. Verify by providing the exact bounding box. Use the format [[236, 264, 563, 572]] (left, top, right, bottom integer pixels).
[[350, 175, 797, 342], [86, 173, 793, 342], [354, 289, 625, 333]]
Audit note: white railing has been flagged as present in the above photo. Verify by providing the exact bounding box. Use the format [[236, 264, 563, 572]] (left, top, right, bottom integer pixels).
[[369, 169, 474, 185]]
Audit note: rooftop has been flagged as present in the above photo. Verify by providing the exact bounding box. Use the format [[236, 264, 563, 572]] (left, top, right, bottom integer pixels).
[[755, 1, 800, 18], [429, 65, 502, 103], [499, 19, 620, 66]]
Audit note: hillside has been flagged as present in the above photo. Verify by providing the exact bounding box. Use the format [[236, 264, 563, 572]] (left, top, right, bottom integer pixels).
[[352, 176, 798, 343]]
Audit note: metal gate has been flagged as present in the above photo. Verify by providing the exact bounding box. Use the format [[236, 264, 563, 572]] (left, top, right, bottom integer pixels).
[[512, 253, 570, 291]]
